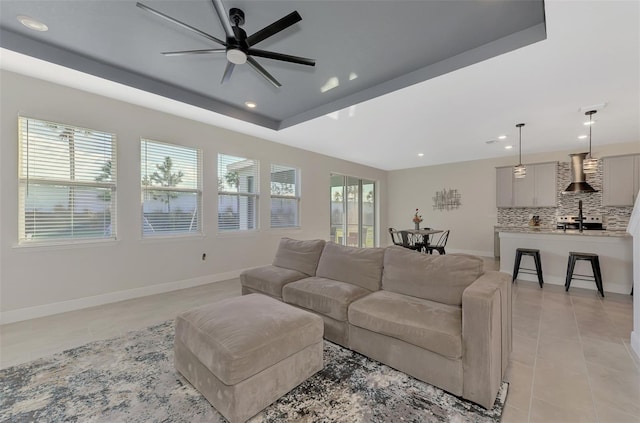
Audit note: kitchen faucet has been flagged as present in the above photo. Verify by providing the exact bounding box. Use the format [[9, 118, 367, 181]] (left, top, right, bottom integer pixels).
[[578, 200, 584, 232]]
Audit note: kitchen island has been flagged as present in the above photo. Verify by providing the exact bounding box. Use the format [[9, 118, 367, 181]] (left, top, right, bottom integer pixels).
[[498, 227, 633, 295]]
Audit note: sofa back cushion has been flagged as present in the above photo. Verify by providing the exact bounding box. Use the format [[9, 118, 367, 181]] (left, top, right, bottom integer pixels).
[[272, 238, 326, 276], [315, 242, 385, 291], [382, 246, 484, 306]]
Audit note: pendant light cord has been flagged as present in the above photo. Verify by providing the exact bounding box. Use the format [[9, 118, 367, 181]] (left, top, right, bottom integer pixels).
[[588, 112, 593, 158], [516, 123, 524, 165], [518, 125, 522, 165]]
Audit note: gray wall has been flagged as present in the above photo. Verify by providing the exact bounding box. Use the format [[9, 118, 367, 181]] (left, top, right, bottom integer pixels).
[[0, 71, 388, 321]]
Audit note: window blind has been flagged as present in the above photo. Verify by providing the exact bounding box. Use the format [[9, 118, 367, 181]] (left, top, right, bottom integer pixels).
[[18, 117, 116, 243], [218, 154, 259, 231], [270, 163, 300, 228], [141, 139, 202, 236]]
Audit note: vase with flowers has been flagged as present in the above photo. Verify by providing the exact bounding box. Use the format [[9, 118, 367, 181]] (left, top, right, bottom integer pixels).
[[412, 208, 423, 230]]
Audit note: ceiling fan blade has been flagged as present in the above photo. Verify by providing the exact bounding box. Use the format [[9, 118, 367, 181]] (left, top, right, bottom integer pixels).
[[247, 57, 281, 88], [248, 49, 315, 67], [246, 11, 302, 47], [162, 48, 226, 57], [221, 61, 235, 84], [211, 0, 235, 39], [137, 2, 226, 46]]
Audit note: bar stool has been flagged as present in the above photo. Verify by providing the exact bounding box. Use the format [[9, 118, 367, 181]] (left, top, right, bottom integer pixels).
[[512, 248, 544, 288], [565, 252, 604, 297]]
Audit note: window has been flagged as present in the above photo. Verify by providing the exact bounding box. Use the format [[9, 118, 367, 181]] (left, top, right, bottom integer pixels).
[[330, 174, 376, 247], [270, 164, 300, 228], [141, 139, 201, 236], [18, 117, 116, 244], [218, 154, 259, 231]]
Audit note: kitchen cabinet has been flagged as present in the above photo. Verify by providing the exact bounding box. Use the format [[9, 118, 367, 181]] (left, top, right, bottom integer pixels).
[[497, 162, 557, 208], [602, 154, 640, 206], [496, 166, 514, 207]]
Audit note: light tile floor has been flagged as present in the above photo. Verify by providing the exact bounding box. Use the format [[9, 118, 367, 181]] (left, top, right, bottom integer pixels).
[[1, 260, 638, 422]]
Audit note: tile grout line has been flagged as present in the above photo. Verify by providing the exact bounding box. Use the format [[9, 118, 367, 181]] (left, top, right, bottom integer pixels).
[[525, 281, 543, 423], [574, 293, 601, 422]]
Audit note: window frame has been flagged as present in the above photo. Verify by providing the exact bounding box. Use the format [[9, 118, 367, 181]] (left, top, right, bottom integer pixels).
[[140, 138, 202, 238], [217, 153, 260, 232], [17, 116, 117, 245], [270, 163, 301, 229]]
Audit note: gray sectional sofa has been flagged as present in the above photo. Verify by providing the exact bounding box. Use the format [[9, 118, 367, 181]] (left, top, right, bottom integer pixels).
[[240, 237, 512, 409]]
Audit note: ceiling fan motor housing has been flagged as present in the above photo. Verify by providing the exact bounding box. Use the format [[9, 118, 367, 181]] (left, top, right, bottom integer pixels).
[[229, 8, 245, 26]]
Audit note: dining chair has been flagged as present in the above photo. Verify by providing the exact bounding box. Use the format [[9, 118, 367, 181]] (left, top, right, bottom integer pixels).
[[399, 230, 424, 252], [425, 230, 450, 255], [421, 227, 432, 246], [388, 228, 403, 246]]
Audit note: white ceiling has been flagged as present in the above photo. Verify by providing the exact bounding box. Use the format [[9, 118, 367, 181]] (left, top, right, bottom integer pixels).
[[1, 0, 639, 171]]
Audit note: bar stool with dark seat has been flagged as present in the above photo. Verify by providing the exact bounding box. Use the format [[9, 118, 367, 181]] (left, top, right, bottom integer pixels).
[[565, 252, 604, 297], [512, 248, 544, 288]]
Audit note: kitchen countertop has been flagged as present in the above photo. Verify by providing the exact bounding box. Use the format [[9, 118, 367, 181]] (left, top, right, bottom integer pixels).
[[495, 226, 630, 237]]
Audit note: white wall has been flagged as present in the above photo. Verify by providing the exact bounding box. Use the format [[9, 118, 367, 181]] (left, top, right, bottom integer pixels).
[[0, 71, 388, 322], [387, 142, 640, 256], [628, 191, 640, 359]]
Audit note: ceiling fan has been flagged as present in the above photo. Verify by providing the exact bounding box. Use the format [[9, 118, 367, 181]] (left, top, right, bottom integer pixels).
[[136, 0, 315, 88]]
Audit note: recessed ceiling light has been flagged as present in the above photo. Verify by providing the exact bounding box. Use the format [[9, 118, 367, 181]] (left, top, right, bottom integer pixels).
[[244, 101, 256, 108], [578, 135, 588, 139], [584, 120, 596, 126], [17, 15, 48, 31], [418, 153, 424, 157], [498, 135, 507, 140], [505, 145, 513, 150]]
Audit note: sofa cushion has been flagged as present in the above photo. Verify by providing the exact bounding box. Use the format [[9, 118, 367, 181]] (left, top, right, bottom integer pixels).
[[283, 277, 371, 322], [240, 265, 308, 299], [272, 238, 326, 276], [382, 246, 484, 306], [349, 290, 463, 359], [315, 243, 385, 291]]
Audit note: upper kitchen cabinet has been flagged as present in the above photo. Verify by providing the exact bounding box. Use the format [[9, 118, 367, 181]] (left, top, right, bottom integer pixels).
[[602, 154, 640, 206], [532, 162, 558, 207], [497, 162, 557, 208], [496, 166, 514, 207]]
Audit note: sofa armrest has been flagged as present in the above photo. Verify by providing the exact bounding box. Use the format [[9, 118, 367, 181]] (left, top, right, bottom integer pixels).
[[461, 270, 512, 409]]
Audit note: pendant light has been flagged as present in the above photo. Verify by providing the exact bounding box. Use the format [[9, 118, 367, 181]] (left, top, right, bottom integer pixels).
[[583, 110, 598, 174], [513, 123, 526, 178]]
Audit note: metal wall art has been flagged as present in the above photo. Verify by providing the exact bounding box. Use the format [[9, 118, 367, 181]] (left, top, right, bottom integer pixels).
[[433, 188, 462, 211]]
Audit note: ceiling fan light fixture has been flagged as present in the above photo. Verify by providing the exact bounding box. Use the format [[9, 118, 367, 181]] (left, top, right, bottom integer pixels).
[[583, 110, 598, 174], [514, 123, 526, 178], [226, 49, 247, 65]]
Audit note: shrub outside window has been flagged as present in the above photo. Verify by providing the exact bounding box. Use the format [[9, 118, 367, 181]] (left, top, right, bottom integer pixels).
[[141, 139, 202, 237]]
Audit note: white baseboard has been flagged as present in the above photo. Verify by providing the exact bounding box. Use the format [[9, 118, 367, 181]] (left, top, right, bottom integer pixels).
[[0, 269, 243, 324], [632, 331, 640, 362]]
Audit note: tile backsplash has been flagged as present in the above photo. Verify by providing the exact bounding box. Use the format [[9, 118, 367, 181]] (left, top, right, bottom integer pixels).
[[497, 160, 633, 230]]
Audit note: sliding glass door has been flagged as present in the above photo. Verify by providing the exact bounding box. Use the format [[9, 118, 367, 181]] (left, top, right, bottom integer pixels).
[[330, 174, 375, 247]]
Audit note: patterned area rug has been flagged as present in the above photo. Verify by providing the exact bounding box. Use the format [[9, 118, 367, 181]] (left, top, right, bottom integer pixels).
[[1, 321, 507, 422]]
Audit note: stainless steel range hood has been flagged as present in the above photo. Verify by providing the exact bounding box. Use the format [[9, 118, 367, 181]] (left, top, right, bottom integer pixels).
[[562, 152, 598, 194]]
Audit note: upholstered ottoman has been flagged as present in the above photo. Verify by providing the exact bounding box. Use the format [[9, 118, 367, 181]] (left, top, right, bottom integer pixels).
[[174, 293, 324, 423]]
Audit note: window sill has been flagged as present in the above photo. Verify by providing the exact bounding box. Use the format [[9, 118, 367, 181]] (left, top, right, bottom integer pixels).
[[13, 238, 120, 252]]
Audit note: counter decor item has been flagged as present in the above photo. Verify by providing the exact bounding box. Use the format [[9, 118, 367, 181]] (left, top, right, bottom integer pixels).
[[412, 208, 423, 229]]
